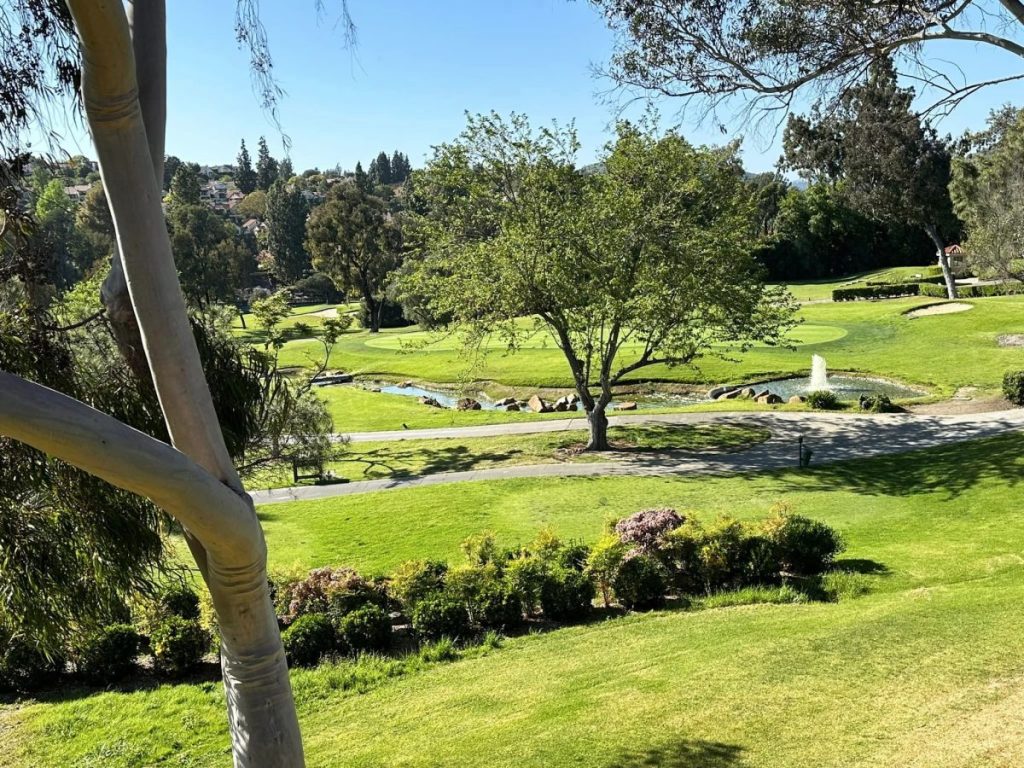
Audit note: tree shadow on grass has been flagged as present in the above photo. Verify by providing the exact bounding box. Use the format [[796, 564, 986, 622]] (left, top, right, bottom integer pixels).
[[780, 430, 1024, 500], [342, 444, 526, 480], [833, 558, 889, 575], [603, 738, 746, 768]]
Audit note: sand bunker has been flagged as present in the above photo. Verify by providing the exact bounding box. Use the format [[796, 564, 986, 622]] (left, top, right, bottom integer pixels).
[[306, 307, 339, 318], [906, 302, 973, 319], [999, 334, 1024, 347]]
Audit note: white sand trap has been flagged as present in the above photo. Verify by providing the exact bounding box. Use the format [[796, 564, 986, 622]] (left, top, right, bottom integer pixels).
[[907, 302, 973, 319], [306, 307, 339, 318], [999, 334, 1024, 347]]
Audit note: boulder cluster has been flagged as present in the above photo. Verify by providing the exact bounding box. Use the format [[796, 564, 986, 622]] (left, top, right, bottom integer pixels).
[[714, 386, 804, 406]]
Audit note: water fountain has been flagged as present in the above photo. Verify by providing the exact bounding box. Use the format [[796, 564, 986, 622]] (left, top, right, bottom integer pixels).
[[809, 354, 829, 391]]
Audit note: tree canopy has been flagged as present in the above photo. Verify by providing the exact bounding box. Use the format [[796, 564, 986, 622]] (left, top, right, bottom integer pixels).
[[402, 113, 795, 449]]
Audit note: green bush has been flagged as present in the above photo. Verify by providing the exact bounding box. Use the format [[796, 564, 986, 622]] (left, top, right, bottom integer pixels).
[[696, 517, 750, 592], [336, 604, 392, 654], [540, 567, 595, 621], [919, 282, 1023, 298], [1003, 371, 1024, 406], [585, 534, 628, 608], [558, 542, 591, 572], [832, 283, 920, 301], [612, 554, 668, 610], [858, 394, 899, 413], [410, 594, 472, 641], [0, 635, 63, 691], [293, 272, 340, 303], [503, 555, 548, 615], [75, 624, 141, 683], [282, 613, 337, 667], [156, 583, 201, 621], [762, 509, 845, 575], [470, 583, 524, 630], [739, 535, 783, 587], [805, 390, 839, 410], [151, 616, 210, 676], [389, 560, 448, 609]]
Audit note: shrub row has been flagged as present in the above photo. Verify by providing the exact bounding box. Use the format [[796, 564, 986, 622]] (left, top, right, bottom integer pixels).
[[1, 582, 212, 692], [832, 283, 921, 301], [918, 282, 1024, 298]]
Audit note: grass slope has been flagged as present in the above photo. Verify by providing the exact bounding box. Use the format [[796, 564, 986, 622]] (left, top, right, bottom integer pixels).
[[5, 434, 1024, 766]]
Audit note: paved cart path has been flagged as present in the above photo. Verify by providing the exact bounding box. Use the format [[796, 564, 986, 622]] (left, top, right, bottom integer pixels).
[[252, 409, 1024, 504]]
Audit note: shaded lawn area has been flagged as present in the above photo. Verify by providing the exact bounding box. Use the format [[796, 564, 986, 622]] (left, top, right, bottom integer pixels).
[[245, 423, 772, 489], [6, 434, 1024, 766]]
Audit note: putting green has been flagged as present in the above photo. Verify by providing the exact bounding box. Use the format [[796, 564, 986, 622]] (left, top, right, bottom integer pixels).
[[362, 323, 847, 351]]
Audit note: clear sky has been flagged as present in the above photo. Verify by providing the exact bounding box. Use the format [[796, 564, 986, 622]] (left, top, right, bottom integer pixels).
[[47, 0, 1024, 174]]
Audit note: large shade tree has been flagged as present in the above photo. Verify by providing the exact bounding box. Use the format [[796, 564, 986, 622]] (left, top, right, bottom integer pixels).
[[0, 0, 366, 764], [590, 1, 1024, 121], [306, 182, 402, 333], [781, 59, 961, 297], [402, 113, 795, 450]]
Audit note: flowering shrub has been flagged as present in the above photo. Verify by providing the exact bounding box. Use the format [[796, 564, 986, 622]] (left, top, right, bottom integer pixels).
[[614, 508, 684, 554], [283, 566, 385, 621]]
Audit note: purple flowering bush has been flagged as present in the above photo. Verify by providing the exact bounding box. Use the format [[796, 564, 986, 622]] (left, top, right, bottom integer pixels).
[[614, 508, 684, 555]]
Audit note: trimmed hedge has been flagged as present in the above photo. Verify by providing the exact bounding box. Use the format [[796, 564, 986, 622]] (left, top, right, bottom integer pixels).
[[832, 283, 920, 301], [919, 282, 1024, 298]]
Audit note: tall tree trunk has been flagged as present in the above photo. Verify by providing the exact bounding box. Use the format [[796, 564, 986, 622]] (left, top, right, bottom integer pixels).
[[61, 2, 304, 765], [364, 290, 380, 333], [924, 223, 957, 299], [586, 405, 610, 451]]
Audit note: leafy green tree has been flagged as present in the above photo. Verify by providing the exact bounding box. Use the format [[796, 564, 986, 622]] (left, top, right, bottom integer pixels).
[[266, 179, 311, 283], [782, 59, 960, 297], [306, 183, 402, 332], [234, 189, 268, 220], [951, 107, 1024, 283], [402, 113, 795, 450], [162, 155, 181, 192], [167, 202, 254, 309], [167, 163, 202, 207], [236, 138, 257, 194], [256, 135, 279, 191]]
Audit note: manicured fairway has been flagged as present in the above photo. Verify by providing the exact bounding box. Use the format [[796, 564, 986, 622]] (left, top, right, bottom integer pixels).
[[247, 295, 1024, 402], [4, 434, 1024, 766]]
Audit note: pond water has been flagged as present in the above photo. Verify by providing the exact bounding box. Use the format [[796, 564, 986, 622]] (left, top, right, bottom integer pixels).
[[751, 375, 925, 401], [374, 374, 924, 411]]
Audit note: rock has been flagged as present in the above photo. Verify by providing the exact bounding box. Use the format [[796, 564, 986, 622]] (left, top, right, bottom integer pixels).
[[495, 397, 517, 407], [616, 401, 638, 411], [553, 395, 578, 411], [370, 387, 382, 393], [504, 403, 520, 412], [718, 388, 742, 400], [457, 398, 482, 411], [756, 393, 783, 405], [399, 381, 414, 388], [528, 395, 551, 413], [554, 401, 568, 412], [740, 387, 757, 399], [419, 396, 442, 408], [788, 395, 806, 404], [754, 390, 770, 400], [565, 401, 578, 411], [568, 393, 580, 405]]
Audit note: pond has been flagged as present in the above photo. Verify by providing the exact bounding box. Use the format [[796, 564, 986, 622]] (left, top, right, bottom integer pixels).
[[747, 374, 926, 401], [376, 384, 706, 411]]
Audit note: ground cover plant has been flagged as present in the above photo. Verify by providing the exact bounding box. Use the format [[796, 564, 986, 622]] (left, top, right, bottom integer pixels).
[[5, 434, 1024, 766]]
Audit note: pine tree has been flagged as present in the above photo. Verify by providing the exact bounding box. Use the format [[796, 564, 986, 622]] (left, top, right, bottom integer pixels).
[[256, 136, 279, 191], [370, 150, 391, 185], [278, 157, 293, 182], [168, 163, 202, 206], [390, 150, 411, 183], [265, 179, 310, 283], [354, 161, 370, 192], [236, 139, 256, 194]]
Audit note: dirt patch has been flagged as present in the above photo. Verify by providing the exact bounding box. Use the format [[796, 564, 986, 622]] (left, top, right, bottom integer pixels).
[[909, 387, 1013, 415], [906, 302, 974, 319], [999, 334, 1024, 347]]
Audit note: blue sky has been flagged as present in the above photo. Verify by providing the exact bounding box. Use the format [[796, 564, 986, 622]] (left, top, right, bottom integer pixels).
[[49, 0, 1024, 174]]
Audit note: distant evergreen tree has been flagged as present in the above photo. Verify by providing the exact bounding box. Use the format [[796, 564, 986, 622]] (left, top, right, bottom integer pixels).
[[163, 155, 182, 192], [256, 136, 280, 191], [390, 150, 411, 183], [236, 139, 257, 194], [369, 151, 392, 185], [168, 163, 202, 206], [354, 161, 370, 192], [265, 179, 311, 283], [278, 157, 294, 182]]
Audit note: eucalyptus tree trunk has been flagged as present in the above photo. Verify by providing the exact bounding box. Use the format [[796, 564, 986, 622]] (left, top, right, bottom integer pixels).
[[1, 2, 307, 765], [924, 223, 958, 299]]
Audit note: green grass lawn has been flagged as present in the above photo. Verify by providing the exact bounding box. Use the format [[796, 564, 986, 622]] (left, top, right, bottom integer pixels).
[[246, 423, 771, 489], [6, 434, 1024, 766], [246, 295, 1024, 410], [782, 265, 938, 302]]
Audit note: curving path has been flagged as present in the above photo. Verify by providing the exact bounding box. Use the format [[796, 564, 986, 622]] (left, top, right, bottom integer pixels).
[[251, 408, 1024, 504]]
